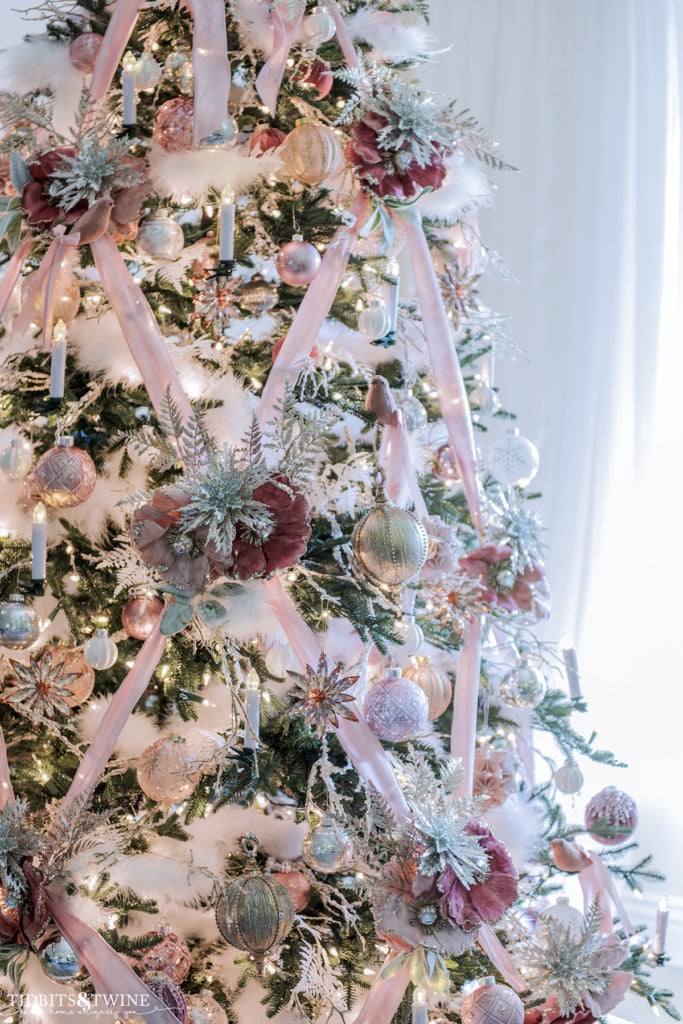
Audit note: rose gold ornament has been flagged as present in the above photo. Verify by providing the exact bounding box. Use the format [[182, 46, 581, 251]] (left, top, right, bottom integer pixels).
[[139, 929, 192, 984], [431, 443, 461, 482], [403, 655, 452, 720], [49, 646, 95, 707], [275, 236, 321, 287], [153, 97, 195, 152], [584, 786, 638, 846], [121, 593, 164, 640], [280, 120, 343, 185], [137, 735, 201, 804], [21, 263, 80, 329], [68, 32, 103, 73], [271, 869, 312, 912], [33, 437, 97, 509]]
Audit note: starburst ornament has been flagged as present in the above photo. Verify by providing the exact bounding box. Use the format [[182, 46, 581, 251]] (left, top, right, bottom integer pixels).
[[190, 264, 241, 339], [287, 655, 359, 737], [4, 649, 80, 722]]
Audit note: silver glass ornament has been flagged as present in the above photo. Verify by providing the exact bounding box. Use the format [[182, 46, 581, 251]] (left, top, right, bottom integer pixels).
[[238, 275, 279, 314], [39, 935, 86, 984], [136, 51, 162, 92], [0, 594, 40, 651], [137, 210, 185, 261], [499, 660, 546, 708], [301, 816, 352, 873], [198, 116, 239, 150], [554, 758, 584, 795], [83, 628, 118, 670], [393, 389, 428, 431]]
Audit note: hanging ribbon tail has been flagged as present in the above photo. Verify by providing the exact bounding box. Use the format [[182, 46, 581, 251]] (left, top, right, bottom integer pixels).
[[0, 234, 33, 324], [257, 192, 370, 428], [264, 576, 410, 819], [579, 853, 634, 935], [57, 620, 166, 821], [255, 5, 304, 114], [353, 953, 412, 1024], [329, 2, 359, 67], [13, 234, 62, 343], [89, 0, 144, 102], [185, 0, 232, 145], [477, 923, 527, 992], [0, 725, 14, 810], [451, 614, 482, 797], [402, 217, 483, 538], [45, 892, 182, 1024], [379, 411, 429, 518], [91, 234, 194, 429]]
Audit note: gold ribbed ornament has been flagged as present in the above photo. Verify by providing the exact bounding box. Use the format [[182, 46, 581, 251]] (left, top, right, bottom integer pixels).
[[351, 472, 428, 587], [215, 834, 295, 975], [403, 655, 452, 720], [280, 119, 343, 185]]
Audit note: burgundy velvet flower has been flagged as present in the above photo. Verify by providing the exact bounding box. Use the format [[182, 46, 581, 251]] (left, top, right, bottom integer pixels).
[[524, 1003, 597, 1024], [458, 543, 550, 619], [229, 476, 311, 579], [346, 111, 447, 200], [438, 821, 517, 929], [21, 147, 88, 229]]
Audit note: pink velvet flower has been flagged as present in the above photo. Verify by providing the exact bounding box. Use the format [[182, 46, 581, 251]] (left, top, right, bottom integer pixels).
[[347, 112, 447, 201], [438, 821, 518, 929], [458, 543, 551, 619], [21, 148, 88, 229], [229, 477, 311, 580]]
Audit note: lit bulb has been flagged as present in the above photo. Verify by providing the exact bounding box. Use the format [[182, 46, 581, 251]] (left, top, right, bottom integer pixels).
[[33, 501, 47, 525], [221, 185, 235, 205], [122, 50, 137, 72], [52, 318, 67, 343]]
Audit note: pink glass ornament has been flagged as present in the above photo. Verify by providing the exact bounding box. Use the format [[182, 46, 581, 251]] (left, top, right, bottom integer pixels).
[[33, 437, 97, 509], [295, 59, 333, 99], [153, 97, 195, 152], [271, 869, 312, 912], [431, 443, 461, 482], [68, 32, 103, 73], [21, 263, 80, 329], [584, 786, 638, 846], [121, 593, 164, 640], [364, 667, 429, 743], [461, 978, 524, 1024], [139, 930, 192, 984], [137, 736, 201, 804], [275, 236, 321, 287]]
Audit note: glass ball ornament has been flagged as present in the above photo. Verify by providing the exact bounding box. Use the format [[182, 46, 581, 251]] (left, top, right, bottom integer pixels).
[[460, 977, 524, 1024], [39, 935, 87, 984], [302, 816, 353, 873], [164, 48, 194, 94], [499, 660, 546, 709], [300, 5, 336, 46], [275, 236, 321, 287], [137, 210, 185, 261], [0, 438, 32, 480], [238, 275, 279, 314], [139, 929, 192, 984], [554, 758, 584, 795], [50, 646, 95, 707], [352, 492, 428, 587], [280, 120, 343, 186], [358, 298, 392, 340], [264, 642, 298, 678], [431, 443, 461, 482], [403, 655, 452, 720], [215, 834, 295, 973], [393, 389, 428, 432], [153, 97, 195, 152], [0, 594, 40, 651], [186, 990, 228, 1024], [294, 58, 333, 100], [136, 50, 163, 92], [364, 666, 429, 742], [144, 972, 188, 1024], [137, 735, 202, 805], [121, 593, 164, 640], [271, 869, 312, 912], [584, 786, 638, 846], [83, 627, 118, 670], [33, 437, 97, 509], [535, 896, 584, 945], [487, 427, 540, 488], [198, 115, 239, 150], [21, 263, 80, 329], [68, 32, 103, 73], [469, 381, 500, 418]]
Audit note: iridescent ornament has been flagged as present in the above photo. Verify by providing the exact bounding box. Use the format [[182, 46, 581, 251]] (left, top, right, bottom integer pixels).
[[215, 834, 295, 974], [393, 389, 428, 431], [364, 666, 429, 742], [469, 381, 500, 418], [139, 929, 192, 984], [584, 786, 638, 846], [137, 210, 185, 261], [264, 642, 298, 678], [144, 972, 188, 1024], [271, 869, 312, 912], [499, 660, 546, 709], [33, 437, 97, 508], [352, 484, 428, 587], [68, 32, 103, 73], [49, 646, 95, 707], [554, 758, 584, 795], [487, 428, 540, 488], [301, 816, 353, 873], [358, 298, 391, 340], [137, 735, 201, 805], [153, 97, 195, 152], [136, 51, 163, 92], [535, 896, 584, 944], [280, 120, 343, 186], [431, 443, 461, 482], [0, 594, 40, 651], [403, 655, 452, 720], [300, 5, 336, 46], [0, 438, 32, 480], [198, 115, 239, 150], [275, 236, 321, 287], [121, 593, 164, 640], [21, 262, 80, 328], [83, 628, 118, 670], [39, 935, 86, 984], [238, 274, 279, 314], [460, 978, 524, 1024], [186, 990, 228, 1024]]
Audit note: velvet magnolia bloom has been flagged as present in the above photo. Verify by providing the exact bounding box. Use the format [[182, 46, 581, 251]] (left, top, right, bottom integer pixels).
[[438, 821, 517, 929], [229, 478, 311, 579], [21, 148, 87, 229], [458, 543, 551, 619], [347, 111, 447, 200]]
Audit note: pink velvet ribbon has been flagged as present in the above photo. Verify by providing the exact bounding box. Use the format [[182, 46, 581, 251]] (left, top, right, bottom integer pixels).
[[264, 576, 410, 819], [0, 726, 14, 811], [329, 2, 359, 67], [450, 614, 482, 798], [258, 192, 370, 428], [378, 411, 429, 518], [0, 235, 33, 324], [89, 0, 145, 102], [579, 852, 634, 935], [477, 923, 527, 991], [91, 233, 194, 428], [352, 952, 412, 1024], [255, 2, 305, 114], [183, 0, 232, 145], [402, 216, 483, 538]]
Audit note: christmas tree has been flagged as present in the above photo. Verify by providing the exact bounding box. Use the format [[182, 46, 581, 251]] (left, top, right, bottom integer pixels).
[[0, 2, 677, 1024]]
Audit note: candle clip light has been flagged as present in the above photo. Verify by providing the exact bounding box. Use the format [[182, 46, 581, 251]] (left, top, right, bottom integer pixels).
[[31, 501, 48, 583], [122, 50, 138, 127], [49, 318, 68, 401], [244, 666, 261, 750]]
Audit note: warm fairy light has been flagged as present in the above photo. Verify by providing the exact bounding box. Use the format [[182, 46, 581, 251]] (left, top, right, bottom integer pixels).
[[254, 792, 268, 809], [250, 378, 262, 391], [262, 690, 272, 704], [329, 946, 338, 957], [363, 968, 375, 976], [0, 526, 9, 538], [205, 204, 214, 217]]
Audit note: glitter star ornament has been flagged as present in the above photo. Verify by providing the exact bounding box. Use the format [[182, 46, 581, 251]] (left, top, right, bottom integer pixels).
[[190, 265, 241, 339], [287, 654, 359, 737], [4, 648, 81, 721]]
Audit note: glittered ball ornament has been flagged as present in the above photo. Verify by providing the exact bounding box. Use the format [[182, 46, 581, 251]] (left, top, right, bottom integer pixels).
[[352, 487, 428, 587], [49, 646, 95, 707], [365, 667, 429, 742], [0, 438, 32, 480], [68, 32, 103, 73], [215, 834, 295, 974], [39, 935, 87, 984], [122, 593, 164, 640], [21, 263, 80, 328], [83, 628, 118, 670], [554, 758, 584, 795], [139, 929, 192, 984], [358, 298, 392, 340], [301, 816, 353, 873], [271, 869, 312, 912], [238, 274, 279, 314], [33, 437, 97, 508], [487, 427, 540, 488], [460, 978, 524, 1024], [137, 735, 201, 805], [280, 120, 343, 186], [153, 97, 195, 152], [584, 786, 638, 846], [403, 655, 452, 720], [535, 896, 584, 944], [0, 594, 40, 650], [144, 972, 188, 1024], [275, 236, 321, 287], [186, 991, 228, 1024], [499, 660, 546, 709], [137, 210, 185, 261]]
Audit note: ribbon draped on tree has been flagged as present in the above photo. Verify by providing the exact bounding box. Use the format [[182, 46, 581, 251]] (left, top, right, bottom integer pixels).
[[182, 0, 232, 144], [255, 1, 306, 114], [378, 410, 429, 518], [89, 0, 145, 102], [579, 850, 634, 935]]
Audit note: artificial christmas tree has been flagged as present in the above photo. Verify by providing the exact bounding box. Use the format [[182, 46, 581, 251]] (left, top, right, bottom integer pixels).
[[0, 3, 677, 1024]]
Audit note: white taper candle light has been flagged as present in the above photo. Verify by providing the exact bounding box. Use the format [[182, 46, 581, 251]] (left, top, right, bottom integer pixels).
[[244, 667, 261, 749], [49, 318, 68, 400], [560, 633, 582, 699], [654, 896, 669, 956], [412, 986, 428, 1024], [121, 50, 138, 126], [219, 185, 235, 261], [386, 257, 400, 332], [31, 501, 47, 581]]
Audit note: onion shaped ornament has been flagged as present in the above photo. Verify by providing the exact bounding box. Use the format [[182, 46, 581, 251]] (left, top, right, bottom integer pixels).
[[280, 119, 343, 185]]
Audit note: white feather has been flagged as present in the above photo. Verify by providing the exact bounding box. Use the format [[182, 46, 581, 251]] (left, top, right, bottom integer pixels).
[[216, 579, 290, 644], [232, 0, 274, 54], [418, 153, 493, 223], [0, 38, 84, 137], [483, 794, 546, 871], [346, 11, 434, 62], [148, 143, 281, 204], [77, 697, 165, 759], [70, 310, 140, 386]]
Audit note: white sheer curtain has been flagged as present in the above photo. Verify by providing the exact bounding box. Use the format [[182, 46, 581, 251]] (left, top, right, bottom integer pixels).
[[422, 0, 683, 964]]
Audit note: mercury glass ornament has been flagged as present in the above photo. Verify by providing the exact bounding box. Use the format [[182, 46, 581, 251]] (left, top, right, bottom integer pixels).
[[280, 120, 343, 185], [487, 427, 540, 488], [137, 210, 185, 261], [469, 381, 500, 418], [186, 991, 228, 1024], [144, 972, 188, 1024], [83, 627, 118, 670], [21, 263, 80, 328], [271, 869, 312, 912], [301, 816, 352, 873], [39, 935, 86, 984], [139, 929, 192, 984], [300, 5, 337, 46], [393, 389, 428, 431], [33, 437, 97, 509], [460, 978, 524, 1024], [403, 655, 452, 720], [136, 50, 163, 92], [431, 443, 461, 482], [215, 834, 295, 974], [0, 438, 32, 479], [352, 485, 428, 587], [68, 32, 103, 72], [137, 735, 201, 805], [153, 97, 195, 152], [238, 275, 279, 314], [0, 594, 40, 651], [358, 298, 392, 340], [121, 593, 164, 640], [554, 758, 584, 795], [584, 786, 638, 846], [535, 896, 584, 944], [364, 666, 429, 742], [499, 660, 546, 709], [50, 646, 95, 707], [275, 236, 321, 287]]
